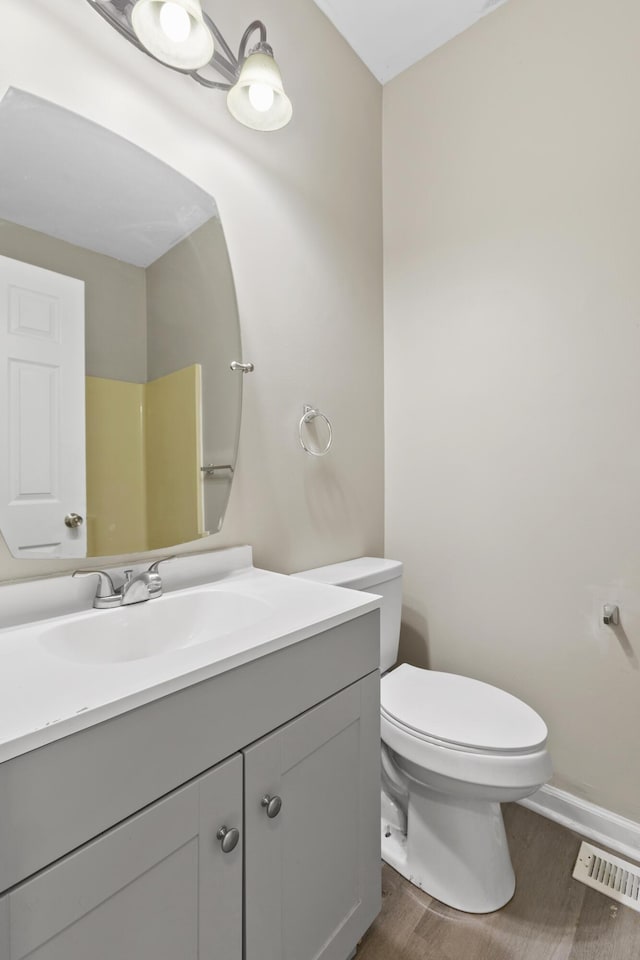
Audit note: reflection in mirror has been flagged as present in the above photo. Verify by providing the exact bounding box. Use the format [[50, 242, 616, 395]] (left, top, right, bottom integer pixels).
[[0, 88, 242, 559]]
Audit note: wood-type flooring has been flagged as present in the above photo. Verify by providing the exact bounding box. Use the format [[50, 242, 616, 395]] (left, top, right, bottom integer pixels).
[[357, 803, 640, 960]]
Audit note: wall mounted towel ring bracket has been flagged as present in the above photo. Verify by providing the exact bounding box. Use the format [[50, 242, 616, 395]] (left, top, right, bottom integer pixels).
[[299, 404, 333, 457]]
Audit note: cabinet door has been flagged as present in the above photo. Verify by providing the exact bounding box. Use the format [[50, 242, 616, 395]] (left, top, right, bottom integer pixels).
[[0, 754, 242, 960], [244, 672, 381, 960]]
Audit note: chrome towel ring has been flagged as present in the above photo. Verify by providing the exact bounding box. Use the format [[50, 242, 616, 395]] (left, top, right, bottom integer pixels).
[[299, 405, 333, 457]]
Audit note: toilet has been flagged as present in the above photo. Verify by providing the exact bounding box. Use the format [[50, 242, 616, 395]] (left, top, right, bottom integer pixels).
[[293, 557, 552, 914]]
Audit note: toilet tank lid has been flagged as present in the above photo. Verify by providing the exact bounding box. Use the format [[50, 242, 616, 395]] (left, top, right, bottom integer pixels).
[[291, 557, 403, 591]]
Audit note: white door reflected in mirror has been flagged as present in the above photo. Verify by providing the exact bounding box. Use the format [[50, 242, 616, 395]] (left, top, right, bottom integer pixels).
[[0, 254, 86, 557], [0, 88, 243, 560]]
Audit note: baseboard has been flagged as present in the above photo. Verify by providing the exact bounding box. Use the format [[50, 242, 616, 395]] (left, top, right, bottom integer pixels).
[[519, 785, 640, 863]]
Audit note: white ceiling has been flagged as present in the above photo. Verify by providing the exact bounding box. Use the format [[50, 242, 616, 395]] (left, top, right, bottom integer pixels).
[[0, 88, 216, 268], [312, 0, 510, 84]]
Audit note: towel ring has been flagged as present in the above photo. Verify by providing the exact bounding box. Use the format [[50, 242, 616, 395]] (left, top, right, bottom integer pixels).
[[299, 405, 333, 457]]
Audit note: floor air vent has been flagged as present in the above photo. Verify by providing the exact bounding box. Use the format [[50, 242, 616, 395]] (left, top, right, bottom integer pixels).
[[573, 841, 640, 912]]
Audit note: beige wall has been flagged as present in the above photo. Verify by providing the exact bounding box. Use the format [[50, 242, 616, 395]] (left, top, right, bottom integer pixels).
[[0, 0, 383, 577], [384, 0, 640, 819]]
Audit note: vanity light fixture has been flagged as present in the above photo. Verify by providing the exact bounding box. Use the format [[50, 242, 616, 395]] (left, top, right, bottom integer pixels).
[[85, 0, 293, 131]]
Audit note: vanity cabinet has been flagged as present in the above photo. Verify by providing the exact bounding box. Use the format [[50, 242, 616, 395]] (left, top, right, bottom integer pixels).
[[0, 612, 381, 960]]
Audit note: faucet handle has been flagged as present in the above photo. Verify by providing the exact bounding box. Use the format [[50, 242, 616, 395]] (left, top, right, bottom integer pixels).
[[147, 556, 175, 575], [71, 570, 122, 610], [72, 569, 118, 604]]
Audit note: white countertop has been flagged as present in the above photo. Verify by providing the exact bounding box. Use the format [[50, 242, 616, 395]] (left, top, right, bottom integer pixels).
[[0, 549, 380, 764]]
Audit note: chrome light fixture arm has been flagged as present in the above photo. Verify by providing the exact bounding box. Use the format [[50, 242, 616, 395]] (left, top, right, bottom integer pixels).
[[85, 0, 151, 58], [190, 11, 243, 88], [238, 21, 268, 62], [85, 2, 270, 93]]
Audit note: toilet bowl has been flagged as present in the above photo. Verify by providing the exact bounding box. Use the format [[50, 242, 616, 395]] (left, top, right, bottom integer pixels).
[[292, 558, 552, 914], [380, 663, 551, 911]]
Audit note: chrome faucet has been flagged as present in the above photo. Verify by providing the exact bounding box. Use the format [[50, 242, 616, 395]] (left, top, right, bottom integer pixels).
[[73, 557, 174, 609]]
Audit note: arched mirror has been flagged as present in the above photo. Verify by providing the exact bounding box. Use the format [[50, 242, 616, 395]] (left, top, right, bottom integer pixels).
[[0, 88, 244, 560]]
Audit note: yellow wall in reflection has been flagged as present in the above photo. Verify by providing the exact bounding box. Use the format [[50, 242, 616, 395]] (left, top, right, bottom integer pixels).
[[85, 365, 203, 556], [86, 377, 146, 556], [146, 364, 204, 550]]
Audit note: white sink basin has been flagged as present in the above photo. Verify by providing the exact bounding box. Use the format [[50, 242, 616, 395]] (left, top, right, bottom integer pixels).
[[0, 549, 381, 764], [39, 588, 273, 665]]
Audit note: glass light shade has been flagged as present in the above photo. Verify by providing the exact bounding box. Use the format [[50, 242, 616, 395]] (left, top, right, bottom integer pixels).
[[131, 0, 214, 70], [227, 52, 293, 132]]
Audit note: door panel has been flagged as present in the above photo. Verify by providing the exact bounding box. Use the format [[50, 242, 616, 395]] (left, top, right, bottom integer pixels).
[[26, 843, 199, 960], [0, 254, 86, 557], [283, 721, 360, 959], [1, 754, 242, 960], [244, 673, 381, 960]]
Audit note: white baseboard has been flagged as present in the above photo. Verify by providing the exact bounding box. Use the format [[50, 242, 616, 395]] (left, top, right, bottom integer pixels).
[[519, 785, 640, 864]]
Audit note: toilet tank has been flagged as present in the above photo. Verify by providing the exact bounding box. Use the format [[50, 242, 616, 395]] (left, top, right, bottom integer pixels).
[[292, 558, 403, 673]]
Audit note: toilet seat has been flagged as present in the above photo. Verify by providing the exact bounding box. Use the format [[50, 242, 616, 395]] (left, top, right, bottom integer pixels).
[[380, 665, 552, 792], [381, 664, 547, 754], [381, 710, 552, 793]]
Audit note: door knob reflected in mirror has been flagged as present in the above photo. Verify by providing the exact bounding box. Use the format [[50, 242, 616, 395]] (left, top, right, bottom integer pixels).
[[64, 513, 84, 528], [261, 794, 282, 819]]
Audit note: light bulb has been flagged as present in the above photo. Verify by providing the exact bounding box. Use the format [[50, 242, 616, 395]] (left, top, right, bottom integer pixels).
[[159, 2, 191, 42], [131, 0, 213, 68], [248, 83, 275, 113]]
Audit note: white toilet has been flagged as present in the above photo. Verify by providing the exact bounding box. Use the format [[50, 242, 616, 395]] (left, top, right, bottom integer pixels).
[[293, 557, 552, 914]]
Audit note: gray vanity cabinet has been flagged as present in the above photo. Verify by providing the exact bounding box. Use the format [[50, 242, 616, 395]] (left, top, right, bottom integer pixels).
[[0, 612, 381, 960], [244, 671, 381, 960], [0, 754, 243, 960]]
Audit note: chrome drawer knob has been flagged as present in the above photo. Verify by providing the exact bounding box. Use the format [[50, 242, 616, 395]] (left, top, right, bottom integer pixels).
[[216, 825, 240, 853], [261, 794, 282, 819]]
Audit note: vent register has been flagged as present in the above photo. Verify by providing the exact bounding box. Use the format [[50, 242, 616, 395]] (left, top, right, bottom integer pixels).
[[573, 841, 640, 913]]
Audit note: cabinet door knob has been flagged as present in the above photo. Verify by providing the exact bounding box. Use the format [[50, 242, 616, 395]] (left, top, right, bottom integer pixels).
[[261, 794, 282, 819], [216, 825, 240, 853]]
